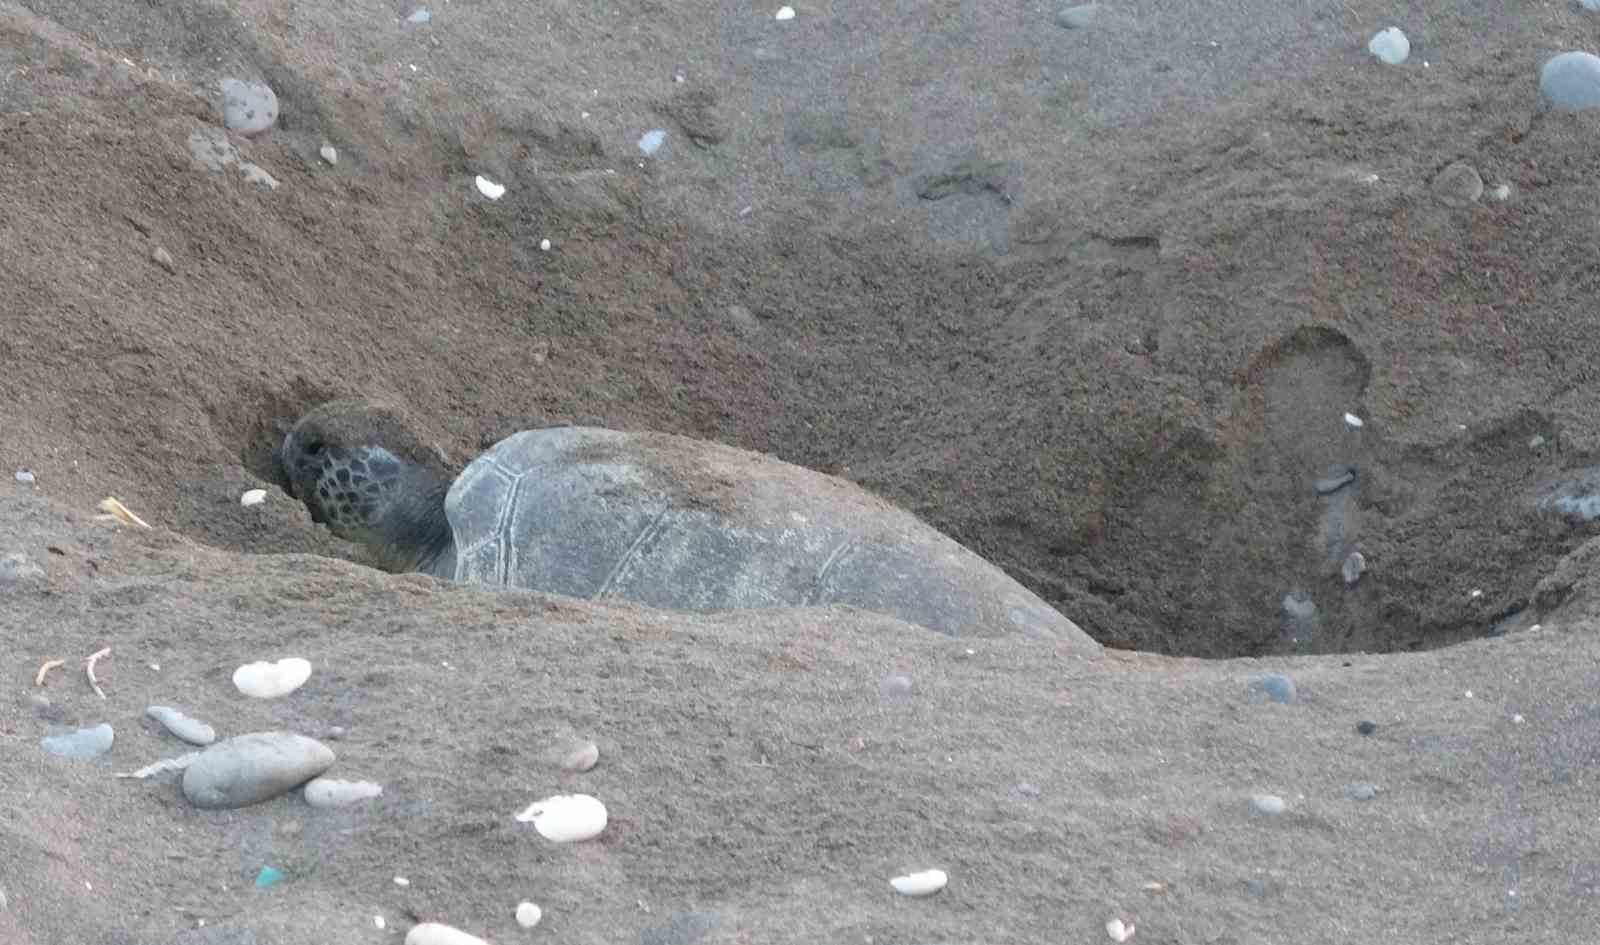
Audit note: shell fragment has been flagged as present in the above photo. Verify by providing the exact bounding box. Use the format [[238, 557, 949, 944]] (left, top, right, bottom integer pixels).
[[889, 868, 947, 897], [232, 657, 313, 698], [475, 175, 506, 200]]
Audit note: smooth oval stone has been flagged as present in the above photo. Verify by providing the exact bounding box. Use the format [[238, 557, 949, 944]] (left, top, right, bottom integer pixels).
[[515, 902, 543, 928], [889, 869, 948, 897], [146, 705, 217, 746], [1347, 782, 1379, 801], [405, 923, 490, 945], [1367, 27, 1409, 65], [182, 732, 335, 809], [1431, 161, 1483, 208], [1341, 551, 1367, 585], [1541, 51, 1600, 111], [303, 776, 383, 808], [1246, 674, 1296, 705], [1250, 793, 1286, 815], [233, 657, 312, 698], [515, 793, 607, 842], [1055, 3, 1100, 29], [560, 740, 600, 772], [40, 723, 114, 760], [219, 78, 279, 134]]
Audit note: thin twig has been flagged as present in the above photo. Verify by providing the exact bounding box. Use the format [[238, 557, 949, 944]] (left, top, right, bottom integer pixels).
[[35, 658, 65, 686], [84, 647, 110, 699]]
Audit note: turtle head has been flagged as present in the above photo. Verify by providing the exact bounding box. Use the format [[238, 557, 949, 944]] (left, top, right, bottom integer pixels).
[[278, 400, 457, 575]]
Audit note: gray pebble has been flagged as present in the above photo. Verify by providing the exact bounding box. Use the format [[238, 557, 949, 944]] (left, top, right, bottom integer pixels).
[[40, 723, 115, 760], [1246, 674, 1296, 705], [406, 7, 431, 23], [152, 246, 177, 273], [1281, 592, 1316, 621], [182, 732, 335, 809], [219, 78, 279, 135], [1346, 782, 1379, 801], [1541, 51, 1600, 111], [1431, 161, 1483, 208], [1341, 551, 1366, 585], [146, 705, 217, 746], [1055, 3, 1100, 29], [302, 776, 383, 808], [879, 673, 914, 701], [0, 552, 45, 585]]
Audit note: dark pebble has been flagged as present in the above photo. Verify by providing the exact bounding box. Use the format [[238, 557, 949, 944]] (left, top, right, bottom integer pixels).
[[1356, 720, 1377, 736]]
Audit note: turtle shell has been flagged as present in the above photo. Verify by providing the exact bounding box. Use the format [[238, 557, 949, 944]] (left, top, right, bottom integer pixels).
[[445, 426, 1096, 650]]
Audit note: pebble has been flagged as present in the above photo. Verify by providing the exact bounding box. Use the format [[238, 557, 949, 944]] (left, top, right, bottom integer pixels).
[[186, 128, 279, 189], [475, 175, 506, 200], [1341, 551, 1366, 585], [240, 488, 267, 507], [1347, 782, 1379, 801], [1106, 918, 1135, 943], [639, 129, 667, 156], [405, 924, 490, 945], [515, 793, 608, 842], [40, 723, 114, 760], [1541, 52, 1600, 111], [1246, 674, 1296, 705], [539, 238, 552, 252], [1343, 412, 1364, 429], [218, 78, 279, 135], [0, 551, 45, 584], [146, 705, 217, 745], [254, 866, 284, 888], [319, 143, 338, 165], [233, 657, 312, 698], [406, 8, 431, 24], [560, 740, 600, 772], [302, 776, 383, 808], [1281, 592, 1316, 621], [515, 902, 543, 928], [13, 468, 34, 483], [1367, 27, 1409, 66], [879, 673, 914, 701], [152, 246, 177, 273], [181, 731, 336, 809], [1431, 161, 1483, 208], [1356, 720, 1378, 735], [1250, 793, 1286, 815], [889, 868, 948, 897], [1489, 183, 1511, 201], [775, 5, 795, 20], [1585, 0, 1600, 10], [1055, 4, 1100, 29]]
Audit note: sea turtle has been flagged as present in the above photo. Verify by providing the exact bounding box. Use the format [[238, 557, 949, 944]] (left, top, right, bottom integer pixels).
[[278, 400, 1097, 650]]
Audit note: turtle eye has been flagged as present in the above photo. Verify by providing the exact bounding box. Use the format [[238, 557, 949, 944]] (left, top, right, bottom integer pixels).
[[303, 439, 323, 456]]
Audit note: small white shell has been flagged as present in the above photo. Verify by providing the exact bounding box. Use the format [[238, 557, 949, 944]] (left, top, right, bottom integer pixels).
[[475, 175, 506, 200], [240, 488, 267, 507], [319, 143, 338, 165], [232, 657, 312, 698], [1343, 412, 1364, 428], [515, 793, 608, 842], [405, 923, 490, 945], [1106, 918, 1136, 942], [515, 901, 543, 928], [775, 5, 795, 19], [889, 869, 947, 897]]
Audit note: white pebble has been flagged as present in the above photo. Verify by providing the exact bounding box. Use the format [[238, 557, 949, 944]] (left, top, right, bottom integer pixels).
[[1489, 183, 1511, 201], [394, 876, 411, 887], [14, 468, 35, 484], [638, 129, 667, 156], [1343, 412, 1364, 428], [1251, 793, 1286, 815], [406, 7, 431, 23], [1106, 918, 1136, 942], [475, 175, 506, 200], [889, 869, 947, 897], [319, 143, 338, 165], [146, 705, 217, 745], [515, 793, 608, 842], [232, 657, 312, 698], [303, 776, 384, 808], [775, 5, 795, 20], [405, 923, 489, 945], [375, 916, 387, 929], [240, 488, 267, 507], [1341, 551, 1366, 585], [539, 238, 552, 252], [1367, 27, 1409, 66], [515, 901, 543, 928]]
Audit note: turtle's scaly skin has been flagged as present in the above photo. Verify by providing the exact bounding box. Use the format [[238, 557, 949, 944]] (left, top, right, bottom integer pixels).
[[278, 400, 455, 574]]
